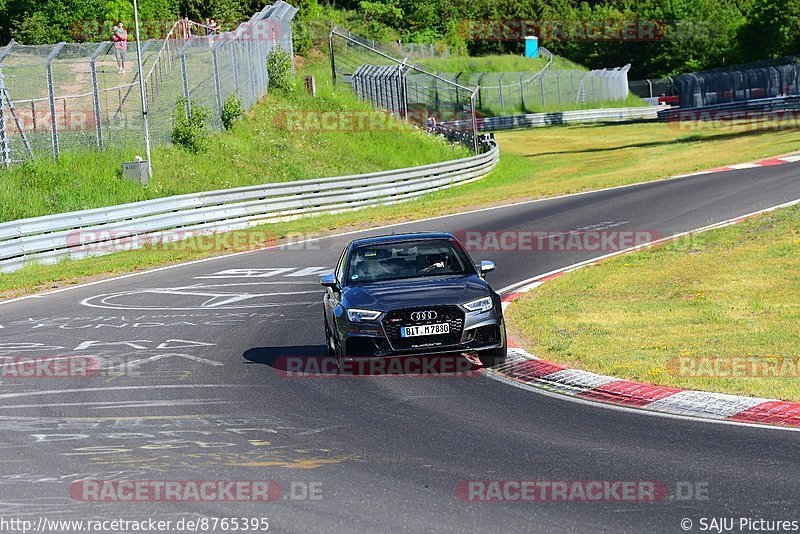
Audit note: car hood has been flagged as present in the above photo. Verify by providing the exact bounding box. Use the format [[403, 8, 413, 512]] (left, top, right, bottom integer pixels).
[[342, 275, 491, 311]]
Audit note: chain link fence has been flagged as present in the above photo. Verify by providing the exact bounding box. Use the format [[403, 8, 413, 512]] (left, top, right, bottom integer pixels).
[[673, 57, 800, 109], [428, 63, 631, 114], [330, 25, 485, 154], [0, 1, 297, 168], [329, 26, 631, 118]]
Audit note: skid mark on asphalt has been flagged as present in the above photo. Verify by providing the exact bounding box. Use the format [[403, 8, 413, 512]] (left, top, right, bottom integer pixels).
[[0, 414, 357, 490]]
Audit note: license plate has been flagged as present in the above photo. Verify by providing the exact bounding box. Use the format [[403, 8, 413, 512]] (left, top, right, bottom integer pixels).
[[400, 323, 450, 337]]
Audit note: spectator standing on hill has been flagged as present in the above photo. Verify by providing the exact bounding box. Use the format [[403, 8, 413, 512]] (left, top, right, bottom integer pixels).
[[113, 23, 128, 74], [426, 115, 436, 132]]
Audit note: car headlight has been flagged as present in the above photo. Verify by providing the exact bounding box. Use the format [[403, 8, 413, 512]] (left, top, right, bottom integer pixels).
[[346, 308, 382, 322], [462, 296, 493, 313]]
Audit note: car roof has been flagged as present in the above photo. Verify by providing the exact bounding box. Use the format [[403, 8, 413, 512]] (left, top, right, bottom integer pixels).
[[349, 232, 456, 248]]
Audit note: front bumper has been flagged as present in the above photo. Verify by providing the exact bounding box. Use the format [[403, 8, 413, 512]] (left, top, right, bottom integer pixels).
[[338, 303, 505, 359]]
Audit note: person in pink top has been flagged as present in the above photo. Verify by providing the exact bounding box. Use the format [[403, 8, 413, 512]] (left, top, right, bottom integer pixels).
[[113, 23, 128, 74]]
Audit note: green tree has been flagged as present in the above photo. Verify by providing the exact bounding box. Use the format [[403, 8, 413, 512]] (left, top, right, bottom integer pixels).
[[738, 0, 800, 61]]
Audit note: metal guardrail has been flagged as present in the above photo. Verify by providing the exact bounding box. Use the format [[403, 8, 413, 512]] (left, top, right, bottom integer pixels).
[[657, 95, 800, 121], [440, 106, 662, 132], [0, 142, 499, 273]]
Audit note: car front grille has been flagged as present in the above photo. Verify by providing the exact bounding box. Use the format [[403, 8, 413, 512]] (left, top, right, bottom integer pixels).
[[382, 306, 465, 350]]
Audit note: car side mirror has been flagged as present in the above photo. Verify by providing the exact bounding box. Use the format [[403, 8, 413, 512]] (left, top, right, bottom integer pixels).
[[320, 274, 339, 289], [479, 260, 496, 278]]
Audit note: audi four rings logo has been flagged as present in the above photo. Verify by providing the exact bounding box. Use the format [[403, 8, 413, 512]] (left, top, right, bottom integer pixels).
[[411, 311, 438, 321]]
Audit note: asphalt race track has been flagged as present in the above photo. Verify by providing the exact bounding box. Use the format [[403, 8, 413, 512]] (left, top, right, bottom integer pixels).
[[1, 163, 799, 533]]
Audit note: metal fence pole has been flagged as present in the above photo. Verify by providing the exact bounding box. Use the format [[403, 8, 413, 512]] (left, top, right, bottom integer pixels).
[[470, 87, 479, 155], [179, 42, 191, 118], [46, 43, 66, 158], [253, 30, 264, 97], [498, 74, 504, 109], [231, 43, 240, 93], [329, 26, 337, 86], [570, 73, 575, 101], [90, 43, 108, 149], [556, 74, 562, 106], [0, 88, 9, 168], [211, 46, 223, 117], [539, 75, 545, 107], [246, 39, 256, 106], [0, 49, 11, 167]]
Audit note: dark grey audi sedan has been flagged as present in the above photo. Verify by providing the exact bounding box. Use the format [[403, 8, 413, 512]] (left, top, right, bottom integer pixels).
[[321, 232, 506, 367]]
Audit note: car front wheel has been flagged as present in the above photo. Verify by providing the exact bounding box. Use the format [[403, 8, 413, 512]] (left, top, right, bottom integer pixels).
[[324, 310, 336, 357], [478, 344, 507, 368]]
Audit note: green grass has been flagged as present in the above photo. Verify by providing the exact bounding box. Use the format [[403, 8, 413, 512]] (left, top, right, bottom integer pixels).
[[415, 54, 551, 73], [3, 115, 800, 300], [0, 59, 467, 222], [506, 205, 800, 401]]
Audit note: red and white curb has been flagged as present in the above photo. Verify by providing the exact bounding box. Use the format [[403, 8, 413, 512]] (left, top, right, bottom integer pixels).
[[491, 197, 800, 430], [672, 153, 800, 178]]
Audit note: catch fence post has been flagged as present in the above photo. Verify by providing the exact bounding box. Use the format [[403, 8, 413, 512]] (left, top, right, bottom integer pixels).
[[46, 43, 66, 158]]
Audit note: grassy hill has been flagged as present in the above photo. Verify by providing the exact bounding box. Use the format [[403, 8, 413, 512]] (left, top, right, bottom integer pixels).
[[0, 57, 468, 223]]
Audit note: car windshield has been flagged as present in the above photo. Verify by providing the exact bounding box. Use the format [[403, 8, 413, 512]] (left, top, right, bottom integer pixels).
[[346, 239, 475, 284]]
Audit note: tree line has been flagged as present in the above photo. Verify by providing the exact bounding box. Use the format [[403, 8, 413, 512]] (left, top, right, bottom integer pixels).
[[1, 0, 797, 78]]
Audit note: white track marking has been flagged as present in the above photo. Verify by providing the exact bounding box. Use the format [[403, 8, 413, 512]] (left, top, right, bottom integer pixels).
[[121, 353, 224, 369], [728, 163, 761, 169]]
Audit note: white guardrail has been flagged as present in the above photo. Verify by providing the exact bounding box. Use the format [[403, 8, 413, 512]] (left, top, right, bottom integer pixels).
[[0, 143, 499, 273], [441, 106, 664, 132]]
